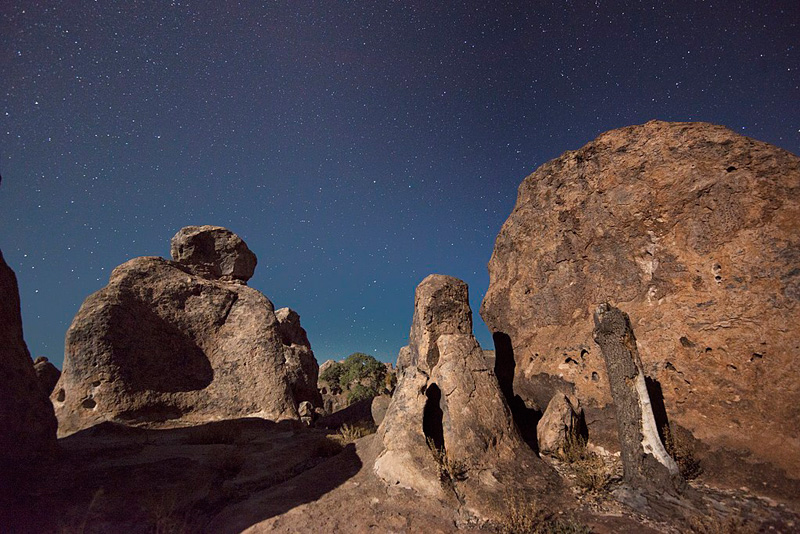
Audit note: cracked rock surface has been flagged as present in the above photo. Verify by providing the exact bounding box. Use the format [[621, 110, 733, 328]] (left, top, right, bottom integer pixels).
[[52, 227, 319, 436], [481, 121, 800, 494], [374, 274, 565, 523]]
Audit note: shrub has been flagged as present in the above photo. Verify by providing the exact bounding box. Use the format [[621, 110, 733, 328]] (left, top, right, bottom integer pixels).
[[426, 438, 467, 486], [500, 490, 591, 534], [557, 434, 611, 493], [321, 352, 389, 405], [332, 422, 376, 445]]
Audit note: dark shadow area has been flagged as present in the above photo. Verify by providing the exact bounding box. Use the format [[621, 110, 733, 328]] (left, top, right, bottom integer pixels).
[[316, 396, 374, 429], [423, 383, 445, 451], [645, 376, 670, 442], [108, 297, 214, 393], [1, 418, 361, 534], [493, 332, 542, 452]]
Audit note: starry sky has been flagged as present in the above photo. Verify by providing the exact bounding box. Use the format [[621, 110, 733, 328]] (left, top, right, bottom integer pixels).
[[2, 1, 798, 368]]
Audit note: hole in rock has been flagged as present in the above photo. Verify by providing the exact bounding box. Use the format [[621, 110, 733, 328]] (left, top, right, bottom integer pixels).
[[705, 347, 713, 353], [679, 336, 694, 348], [726, 166, 736, 172], [591, 372, 599, 382], [750, 352, 763, 362], [81, 397, 97, 409], [564, 357, 579, 365], [580, 349, 589, 359], [426, 343, 440, 369], [423, 383, 445, 451], [55, 388, 65, 402]]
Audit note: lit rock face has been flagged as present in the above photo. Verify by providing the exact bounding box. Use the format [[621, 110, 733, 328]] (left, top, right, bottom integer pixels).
[[536, 394, 582, 457], [481, 121, 800, 479], [375, 275, 561, 521], [53, 227, 319, 436], [170, 225, 257, 282], [0, 250, 57, 462]]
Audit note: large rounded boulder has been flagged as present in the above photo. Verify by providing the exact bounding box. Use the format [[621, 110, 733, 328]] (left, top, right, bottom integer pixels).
[[481, 121, 800, 481], [53, 227, 320, 435]]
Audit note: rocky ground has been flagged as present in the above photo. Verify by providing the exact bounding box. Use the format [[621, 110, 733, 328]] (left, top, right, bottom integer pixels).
[[2, 418, 798, 533]]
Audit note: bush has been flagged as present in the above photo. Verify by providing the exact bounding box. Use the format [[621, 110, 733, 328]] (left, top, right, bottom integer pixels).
[[500, 490, 591, 534], [321, 352, 388, 406], [557, 434, 611, 493]]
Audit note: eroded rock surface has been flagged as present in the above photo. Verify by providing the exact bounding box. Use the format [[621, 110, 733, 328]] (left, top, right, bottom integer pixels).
[[481, 121, 800, 484], [375, 274, 563, 522], [34, 356, 61, 396], [52, 227, 319, 436], [0, 250, 57, 462], [170, 225, 257, 282]]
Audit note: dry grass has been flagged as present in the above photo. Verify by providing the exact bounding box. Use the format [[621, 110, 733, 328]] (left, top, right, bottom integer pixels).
[[662, 425, 702, 480], [499, 490, 591, 534], [426, 438, 467, 485], [557, 434, 611, 493], [331, 421, 376, 445]]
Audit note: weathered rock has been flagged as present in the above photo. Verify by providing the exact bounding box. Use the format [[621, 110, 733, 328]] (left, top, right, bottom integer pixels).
[[370, 394, 391, 426], [276, 308, 323, 409], [537, 394, 582, 456], [53, 228, 319, 436], [375, 274, 563, 521], [170, 225, 257, 282], [0, 250, 57, 462], [593, 303, 680, 490], [33, 356, 61, 396], [481, 121, 800, 481]]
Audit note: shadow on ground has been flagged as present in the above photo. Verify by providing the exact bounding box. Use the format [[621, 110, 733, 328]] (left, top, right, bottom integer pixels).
[[2, 418, 361, 533]]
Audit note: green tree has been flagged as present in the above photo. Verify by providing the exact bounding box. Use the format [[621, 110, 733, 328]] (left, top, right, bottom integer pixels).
[[322, 353, 388, 405]]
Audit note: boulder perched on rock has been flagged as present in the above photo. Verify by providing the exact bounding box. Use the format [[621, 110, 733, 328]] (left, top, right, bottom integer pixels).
[[375, 275, 562, 521], [0, 250, 57, 462], [33, 356, 61, 396], [52, 227, 320, 436], [481, 121, 800, 482], [170, 225, 257, 282]]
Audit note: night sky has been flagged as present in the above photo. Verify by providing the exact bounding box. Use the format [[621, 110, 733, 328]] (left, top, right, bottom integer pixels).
[[2, 1, 798, 368]]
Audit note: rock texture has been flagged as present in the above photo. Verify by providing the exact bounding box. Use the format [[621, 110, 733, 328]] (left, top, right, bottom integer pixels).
[[593, 303, 680, 489], [537, 394, 582, 456], [375, 274, 562, 521], [170, 225, 257, 282], [0, 250, 57, 462], [52, 227, 320, 436], [34, 356, 61, 396], [481, 121, 800, 480]]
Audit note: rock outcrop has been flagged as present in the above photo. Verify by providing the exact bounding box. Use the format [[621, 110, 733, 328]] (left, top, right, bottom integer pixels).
[[0, 250, 57, 462], [593, 303, 680, 490], [52, 227, 320, 436], [374, 275, 562, 521], [34, 356, 61, 396], [481, 121, 800, 481]]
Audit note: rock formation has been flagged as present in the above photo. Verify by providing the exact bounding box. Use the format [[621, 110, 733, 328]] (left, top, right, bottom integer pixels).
[[537, 394, 582, 457], [34, 356, 61, 396], [481, 121, 800, 481], [52, 226, 320, 436], [374, 274, 562, 521], [593, 303, 680, 489], [0, 250, 58, 462]]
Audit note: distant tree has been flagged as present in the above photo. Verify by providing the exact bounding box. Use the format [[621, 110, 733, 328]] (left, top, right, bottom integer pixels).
[[321, 352, 388, 406]]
